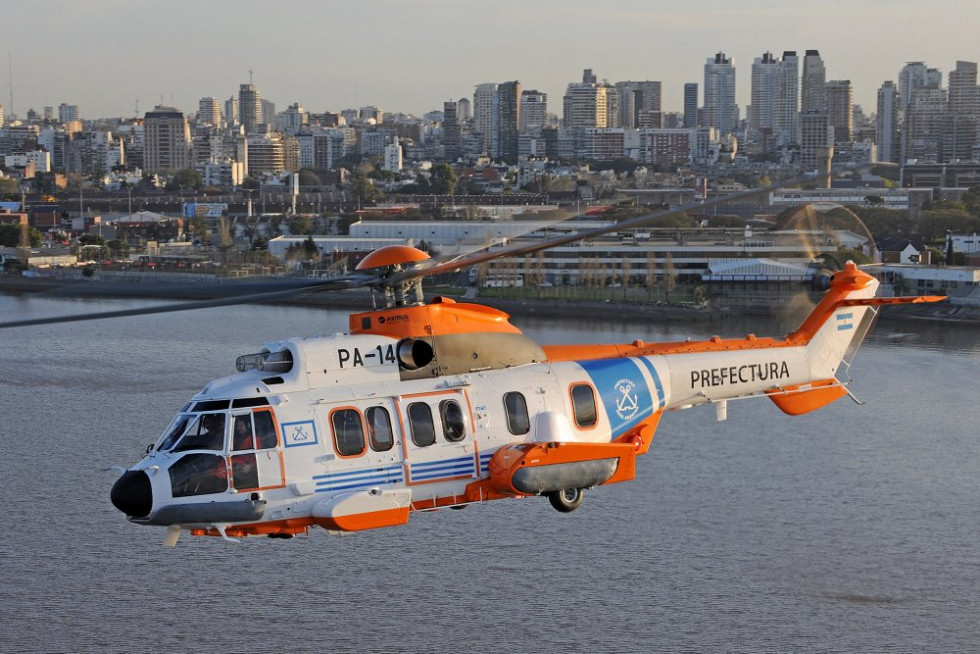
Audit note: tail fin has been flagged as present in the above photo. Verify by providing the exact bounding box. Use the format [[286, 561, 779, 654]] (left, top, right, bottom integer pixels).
[[770, 263, 943, 415]]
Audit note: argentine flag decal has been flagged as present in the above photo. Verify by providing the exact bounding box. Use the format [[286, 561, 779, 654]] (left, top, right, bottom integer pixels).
[[836, 311, 854, 331]]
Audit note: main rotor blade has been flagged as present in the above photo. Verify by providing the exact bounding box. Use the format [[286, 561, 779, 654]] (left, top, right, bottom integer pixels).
[[388, 170, 838, 285], [0, 273, 376, 329]]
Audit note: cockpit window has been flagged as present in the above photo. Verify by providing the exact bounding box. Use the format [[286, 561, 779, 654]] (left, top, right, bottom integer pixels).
[[173, 413, 226, 452], [254, 411, 278, 449], [170, 453, 228, 497], [158, 415, 190, 451], [232, 397, 270, 409]]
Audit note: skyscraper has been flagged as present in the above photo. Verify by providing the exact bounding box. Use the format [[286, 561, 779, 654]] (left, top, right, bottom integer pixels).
[[58, 103, 79, 123], [683, 83, 698, 128], [825, 80, 853, 142], [473, 83, 498, 155], [750, 52, 779, 136], [703, 52, 737, 138], [899, 62, 941, 108], [774, 51, 799, 146], [876, 81, 900, 163], [143, 106, 191, 172], [520, 90, 548, 131], [615, 81, 662, 128], [563, 82, 609, 130], [497, 81, 522, 163], [443, 100, 460, 161], [801, 50, 826, 114], [948, 61, 978, 116], [239, 83, 262, 133], [198, 97, 222, 126]]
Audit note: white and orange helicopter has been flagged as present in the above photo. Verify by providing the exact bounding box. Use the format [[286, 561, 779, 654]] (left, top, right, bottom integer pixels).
[[1, 174, 943, 546]]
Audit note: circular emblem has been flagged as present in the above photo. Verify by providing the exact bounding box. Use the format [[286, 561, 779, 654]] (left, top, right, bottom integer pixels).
[[614, 378, 640, 420]]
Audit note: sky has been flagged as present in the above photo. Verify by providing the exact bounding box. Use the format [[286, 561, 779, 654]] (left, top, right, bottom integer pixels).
[[5, 0, 979, 121]]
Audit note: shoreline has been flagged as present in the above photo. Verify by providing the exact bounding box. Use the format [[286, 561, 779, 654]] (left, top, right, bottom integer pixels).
[[1, 273, 975, 327]]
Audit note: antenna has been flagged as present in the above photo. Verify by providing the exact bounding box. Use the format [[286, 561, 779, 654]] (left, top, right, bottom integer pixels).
[[249, 69, 253, 85], [135, 97, 139, 117]]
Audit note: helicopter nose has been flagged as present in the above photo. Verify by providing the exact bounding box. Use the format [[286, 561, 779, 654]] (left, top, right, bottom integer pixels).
[[111, 470, 153, 519]]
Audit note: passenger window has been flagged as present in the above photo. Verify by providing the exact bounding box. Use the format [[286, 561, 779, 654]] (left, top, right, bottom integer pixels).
[[503, 392, 530, 435], [174, 413, 226, 452], [408, 402, 435, 447], [231, 453, 259, 491], [440, 400, 466, 442], [253, 411, 278, 449], [331, 409, 366, 457], [366, 407, 394, 452], [570, 384, 597, 428], [232, 415, 255, 452]]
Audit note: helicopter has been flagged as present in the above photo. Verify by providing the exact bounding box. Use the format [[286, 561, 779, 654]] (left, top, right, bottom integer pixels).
[[0, 174, 944, 546]]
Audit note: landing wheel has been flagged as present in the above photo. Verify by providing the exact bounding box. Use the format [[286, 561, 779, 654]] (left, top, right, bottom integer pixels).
[[547, 488, 584, 513]]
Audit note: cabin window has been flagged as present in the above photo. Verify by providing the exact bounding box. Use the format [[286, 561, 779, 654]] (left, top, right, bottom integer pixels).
[[440, 400, 466, 442], [408, 402, 436, 447], [232, 397, 270, 409], [503, 392, 530, 435], [570, 384, 597, 428], [173, 413, 226, 452], [254, 410, 278, 449], [170, 453, 228, 497], [331, 408, 366, 457], [366, 407, 394, 452]]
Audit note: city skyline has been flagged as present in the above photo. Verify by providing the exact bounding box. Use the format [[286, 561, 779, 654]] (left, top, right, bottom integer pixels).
[[4, 0, 979, 120]]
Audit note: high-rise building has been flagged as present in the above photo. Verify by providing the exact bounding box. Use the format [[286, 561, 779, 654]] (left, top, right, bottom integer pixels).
[[239, 83, 262, 133], [443, 100, 460, 161], [198, 97, 222, 127], [473, 83, 498, 155], [497, 81, 521, 163], [801, 50, 826, 113], [903, 85, 946, 162], [703, 52, 737, 138], [246, 132, 285, 175], [825, 80, 853, 143], [225, 96, 239, 128], [281, 103, 308, 135], [563, 83, 609, 130], [749, 52, 779, 136], [143, 106, 191, 172], [615, 81, 662, 128], [876, 81, 900, 163], [583, 68, 597, 85], [0, 101, 4, 127], [774, 51, 799, 146], [683, 83, 698, 128], [520, 90, 548, 131], [457, 98, 471, 122], [948, 60, 979, 116], [58, 103, 79, 123], [899, 62, 942, 108], [800, 111, 832, 172]]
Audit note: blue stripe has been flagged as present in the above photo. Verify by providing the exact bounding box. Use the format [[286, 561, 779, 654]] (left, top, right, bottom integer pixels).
[[412, 468, 474, 481], [411, 455, 473, 470], [837, 324, 854, 331], [313, 465, 402, 481], [410, 461, 476, 475], [579, 358, 655, 439], [837, 312, 853, 321], [314, 477, 403, 493], [635, 356, 666, 409]]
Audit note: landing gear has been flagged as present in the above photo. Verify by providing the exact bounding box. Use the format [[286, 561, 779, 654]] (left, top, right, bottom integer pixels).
[[547, 487, 584, 513]]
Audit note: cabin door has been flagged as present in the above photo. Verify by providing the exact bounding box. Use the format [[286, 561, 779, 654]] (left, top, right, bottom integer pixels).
[[398, 389, 479, 487]]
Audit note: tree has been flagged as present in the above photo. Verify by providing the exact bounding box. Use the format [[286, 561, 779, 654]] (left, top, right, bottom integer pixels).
[[429, 163, 458, 195], [865, 195, 885, 207], [297, 169, 323, 188], [0, 224, 42, 247], [662, 252, 677, 303], [169, 168, 204, 191]]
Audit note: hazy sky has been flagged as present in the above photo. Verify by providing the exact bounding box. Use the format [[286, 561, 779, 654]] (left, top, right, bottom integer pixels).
[[6, 0, 979, 120]]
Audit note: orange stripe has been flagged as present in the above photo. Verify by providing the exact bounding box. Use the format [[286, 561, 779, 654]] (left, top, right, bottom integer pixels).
[[313, 506, 410, 532]]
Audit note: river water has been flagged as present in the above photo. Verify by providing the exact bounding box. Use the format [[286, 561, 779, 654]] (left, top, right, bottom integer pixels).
[[1, 293, 979, 653]]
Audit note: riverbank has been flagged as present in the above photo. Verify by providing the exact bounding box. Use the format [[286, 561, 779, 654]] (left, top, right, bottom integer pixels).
[[0, 273, 973, 327]]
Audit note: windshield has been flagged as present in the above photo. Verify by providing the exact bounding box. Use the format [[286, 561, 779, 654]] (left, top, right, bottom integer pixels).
[[172, 412, 226, 452]]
